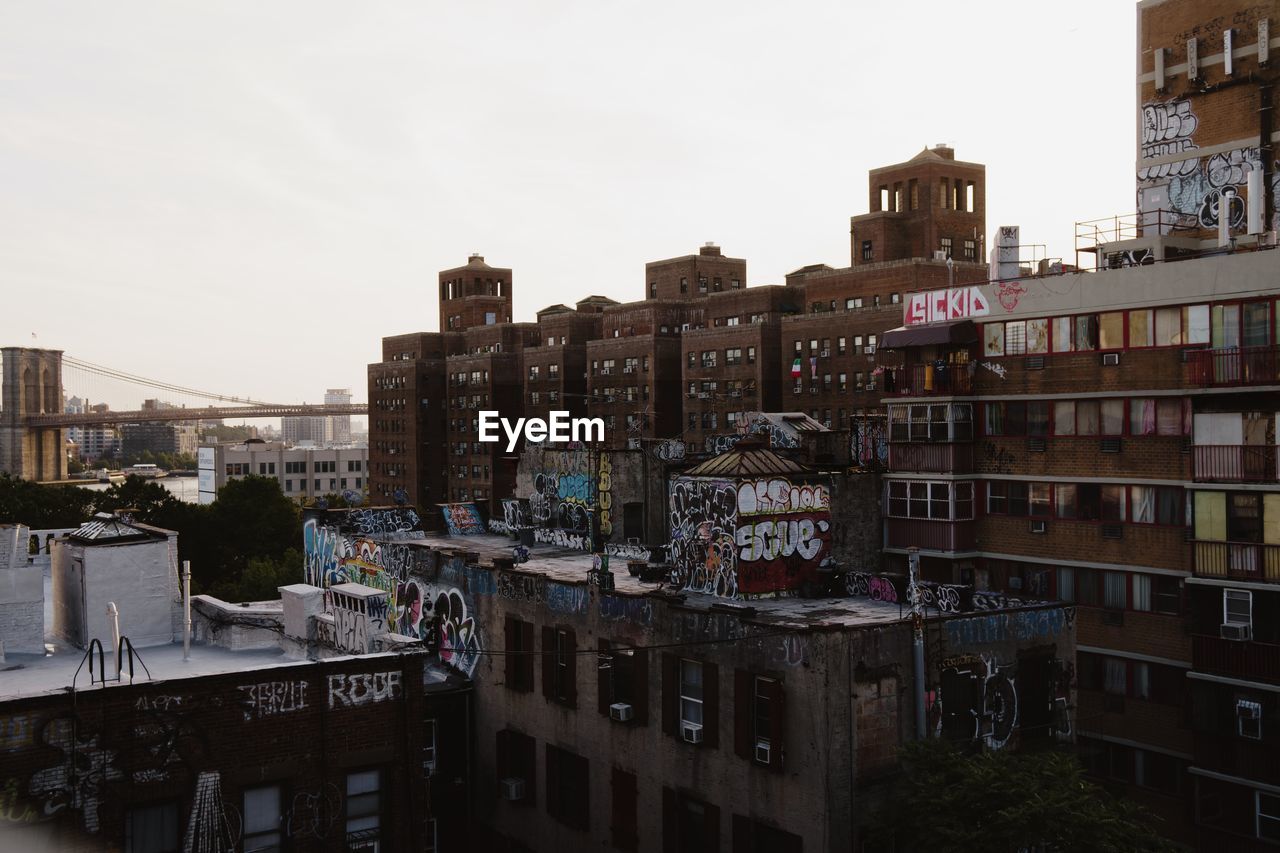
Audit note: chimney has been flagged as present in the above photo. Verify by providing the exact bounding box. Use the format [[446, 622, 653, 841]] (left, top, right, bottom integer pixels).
[[699, 242, 722, 256]]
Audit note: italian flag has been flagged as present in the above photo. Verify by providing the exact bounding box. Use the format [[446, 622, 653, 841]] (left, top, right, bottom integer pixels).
[[791, 358, 802, 378]]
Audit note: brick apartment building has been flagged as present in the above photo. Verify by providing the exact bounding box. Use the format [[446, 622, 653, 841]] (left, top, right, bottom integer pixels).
[[370, 147, 993, 514], [878, 2, 1280, 845]]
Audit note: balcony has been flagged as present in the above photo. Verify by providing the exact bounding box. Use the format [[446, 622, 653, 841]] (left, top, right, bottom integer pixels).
[[1193, 633, 1280, 684], [1192, 445, 1279, 483], [884, 364, 973, 397], [885, 518, 976, 552], [1192, 540, 1280, 582], [1187, 345, 1280, 386], [888, 443, 974, 474]]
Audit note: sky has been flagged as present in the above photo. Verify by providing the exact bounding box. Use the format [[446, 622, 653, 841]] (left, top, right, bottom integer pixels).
[[1, 1, 1137, 410]]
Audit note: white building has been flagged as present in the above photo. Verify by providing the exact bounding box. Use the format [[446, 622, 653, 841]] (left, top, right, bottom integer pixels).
[[202, 440, 369, 502], [325, 388, 353, 444]]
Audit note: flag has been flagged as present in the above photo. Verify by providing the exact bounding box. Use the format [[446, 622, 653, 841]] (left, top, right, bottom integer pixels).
[[809, 357, 817, 379], [791, 358, 801, 378]]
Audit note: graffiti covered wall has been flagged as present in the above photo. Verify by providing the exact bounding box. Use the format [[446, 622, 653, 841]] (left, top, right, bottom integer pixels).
[[301, 507, 482, 676], [669, 475, 831, 599], [441, 502, 485, 536]]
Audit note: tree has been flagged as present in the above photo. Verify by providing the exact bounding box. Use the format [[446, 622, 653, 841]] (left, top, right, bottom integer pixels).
[[870, 740, 1178, 853], [0, 474, 96, 529]]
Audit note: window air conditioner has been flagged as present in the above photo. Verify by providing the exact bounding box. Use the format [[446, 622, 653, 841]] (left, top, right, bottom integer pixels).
[[755, 739, 771, 764], [610, 703, 635, 722], [681, 722, 703, 744], [500, 777, 526, 801], [1029, 519, 1047, 534], [864, 346, 877, 355], [624, 366, 634, 374], [1221, 622, 1252, 641], [1101, 352, 1120, 366], [697, 393, 710, 400], [820, 350, 830, 357]]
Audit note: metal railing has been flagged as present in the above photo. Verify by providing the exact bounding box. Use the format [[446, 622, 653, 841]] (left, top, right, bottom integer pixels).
[[1192, 445, 1279, 483], [888, 443, 974, 473], [885, 518, 976, 551], [884, 365, 973, 396], [1186, 345, 1280, 386], [1193, 633, 1280, 684]]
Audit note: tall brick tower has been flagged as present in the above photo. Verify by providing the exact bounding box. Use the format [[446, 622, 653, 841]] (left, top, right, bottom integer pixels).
[[438, 254, 513, 332]]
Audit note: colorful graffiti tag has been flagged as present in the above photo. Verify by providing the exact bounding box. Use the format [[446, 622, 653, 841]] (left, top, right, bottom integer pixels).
[[598, 454, 613, 538], [441, 502, 485, 536], [669, 476, 831, 599]]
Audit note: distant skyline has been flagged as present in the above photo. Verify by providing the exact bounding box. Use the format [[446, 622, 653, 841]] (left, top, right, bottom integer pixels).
[[3, 1, 1136, 405]]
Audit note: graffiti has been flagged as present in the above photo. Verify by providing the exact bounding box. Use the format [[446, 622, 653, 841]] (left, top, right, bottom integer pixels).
[[237, 681, 309, 721], [556, 472, 592, 505], [491, 498, 530, 535], [851, 417, 889, 467], [545, 582, 589, 616], [748, 416, 800, 449], [1138, 99, 1199, 180], [599, 594, 656, 627], [303, 518, 347, 587], [134, 695, 185, 712], [669, 479, 739, 597], [598, 455, 613, 538], [604, 542, 658, 561], [29, 718, 123, 833], [653, 439, 686, 462], [533, 527, 589, 550], [327, 671, 403, 708], [128, 702, 208, 787], [431, 589, 481, 676], [736, 480, 829, 516], [1, 777, 42, 823], [918, 583, 963, 614], [183, 770, 237, 852], [513, 544, 530, 563], [846, 572, 901, 603], [979, 361, 1007, 379], [945, 607, 1070, 647], [0, 714, 35, 752], [288, 783, 342, 840], [334, 605, 369, 653], [995, 280, 1025, 312], [1197, 187, 1245, 229], [936, 655, 1019, 750], [344, 507, 421, 538], [983, 442, 1015, 474], [531, 471, 557, 523], [971, 591, 1029, 610], [704, 433, 743, 455], [498, 570, 543, 602], [441, 502, 485, 536], [669, 611, 808, 668], [736, 517, 829, 563]]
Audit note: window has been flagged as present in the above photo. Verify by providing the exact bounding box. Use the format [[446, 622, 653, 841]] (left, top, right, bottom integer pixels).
[[496, 729, 536, 805], [862, 240, 873, 261], [680, 277, 688, 293], [941, 236, 953, 257], [735, 673, 784, 768], [345, 769, 382, 847], [612, 767, 639, 851], [963, 239, 976, 261], [680, 659, 703, 727], [1238, 699, 1263, 740], [1225, 589, 1252, 627], [542, 626, 577, 707], [125, 802, 179, 853], [746, 347, 756, 364], [243, 786, 282, 853], [1103, 571, 1128, 609], [505, 617, 535, 692], [1099, 312, 1125, 349], [598, 641, 648, 723], [1259, 792, 1280, 841], [546, 745, 590, 830]]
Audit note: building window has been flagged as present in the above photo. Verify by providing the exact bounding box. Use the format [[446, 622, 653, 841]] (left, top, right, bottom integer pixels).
[[505, 616, 535, 691], [964, 239, 977, 260], [1260, 792, 1280, 841], [649, 282, 657, 298], [345, 769, 382, 849], [542, 626, 577, 707], [125, 802, 179, 853], [747, 347, 756, 364], [545, 745, 590, 830], [862, 240, 873, 261], [941, 236, 953, 258], [732, 816, 803, 853], [1237, 699, 1263, 740], [680, 659, 703, 729], [663, 789, 720, 850], [599, 641, 647, 722], [612, 768, 639, 851], [422, 718, 438, 772], [243, 785, 282, 853], [680, 277, 688, 294], [496, 729, 536, 806], [1225, 589, 1252, 628]]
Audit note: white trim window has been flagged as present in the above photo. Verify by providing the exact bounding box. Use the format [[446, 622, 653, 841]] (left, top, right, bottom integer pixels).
[[1238, 699, 1263, 740], [243, 785, 282, 853], [679, 659, 704, 727], [1225, 589, 1253, 628], [1258, 791, 1280, 842]]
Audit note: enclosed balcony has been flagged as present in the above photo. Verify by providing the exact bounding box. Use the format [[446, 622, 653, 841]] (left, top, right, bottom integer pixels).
[[1192, 633, 1280, 684], [885, 518, 976, 551], [888, 443, 975, 474], [1192, 540, 1280, 582], [1192, 445, 1279, 483], [1187, 345, 1280, 387], [884, 363, 973, 397]]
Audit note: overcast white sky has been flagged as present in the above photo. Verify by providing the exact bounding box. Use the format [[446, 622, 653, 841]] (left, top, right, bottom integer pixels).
[[1, 1, 1136, 409]]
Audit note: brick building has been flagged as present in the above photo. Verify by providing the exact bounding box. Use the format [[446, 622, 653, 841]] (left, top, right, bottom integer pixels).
[[367, 332, 452, 509]]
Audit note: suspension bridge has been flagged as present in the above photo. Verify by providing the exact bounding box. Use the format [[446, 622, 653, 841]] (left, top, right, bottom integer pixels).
[[1, 347, 367, 481]]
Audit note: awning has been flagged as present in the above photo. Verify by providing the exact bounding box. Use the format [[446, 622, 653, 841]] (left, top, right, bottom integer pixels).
[[881, 320, 978, 349]]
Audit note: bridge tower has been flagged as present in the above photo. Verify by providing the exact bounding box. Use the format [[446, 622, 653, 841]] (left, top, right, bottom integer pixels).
[[0, 348, 67, 482]]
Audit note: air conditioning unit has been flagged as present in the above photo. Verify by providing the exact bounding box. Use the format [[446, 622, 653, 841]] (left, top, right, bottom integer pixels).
[[601, 368, 612, 375], [697, 393, 710, 400], [1029, 519, 1047, 534], [627, 438, 642, 450], [754, 740, 772, 765], [1221, 622, 1252, 641], [729, 391, 742, 398], [820, 349, 830, 357], [681, 323, 691, 331], [610, 703, 635, 722], [1102, 352, 1120, 366], [681, 722, 703, 744], [624, 366, 634, 374], [864, 346, 877, 355], [500, 777, 526, 801], [809, 388, 819, 395], [933, 250, 949, 261]]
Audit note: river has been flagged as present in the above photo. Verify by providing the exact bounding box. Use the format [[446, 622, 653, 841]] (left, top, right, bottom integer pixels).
[[74, 475, 201, 503]]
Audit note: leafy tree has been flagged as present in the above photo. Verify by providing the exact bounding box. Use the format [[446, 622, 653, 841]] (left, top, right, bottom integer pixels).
[[870, 740, 1178, 853], [0, 474, 96, 529], [207, 548, 303, 602]]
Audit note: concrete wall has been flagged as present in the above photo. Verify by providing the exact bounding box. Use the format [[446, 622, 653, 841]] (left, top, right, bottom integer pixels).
[[51, 537, 178, 650], [0, 524, 42, 654]]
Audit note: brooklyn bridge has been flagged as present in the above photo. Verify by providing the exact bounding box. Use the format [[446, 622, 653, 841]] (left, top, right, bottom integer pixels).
[[0, 347, 367, 481]]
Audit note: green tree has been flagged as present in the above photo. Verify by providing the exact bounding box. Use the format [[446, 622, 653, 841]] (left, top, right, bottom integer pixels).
[[871, 740, 1178, 853], [0, 474, 96, 528]]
